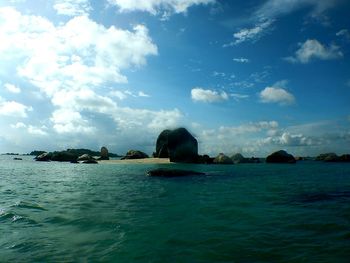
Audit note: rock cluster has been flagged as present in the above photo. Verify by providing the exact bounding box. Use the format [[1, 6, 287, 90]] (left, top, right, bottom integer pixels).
[[121, 150, 149, 160]]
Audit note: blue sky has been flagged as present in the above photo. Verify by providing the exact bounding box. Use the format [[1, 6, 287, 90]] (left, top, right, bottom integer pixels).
[[0, 0, 349, 156]]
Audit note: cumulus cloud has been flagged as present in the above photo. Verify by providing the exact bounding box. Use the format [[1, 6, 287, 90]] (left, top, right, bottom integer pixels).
[[233, 57, 250, 63], [261, 132, 315, 147], [107, 0, 215, 15], [53, 0, 92, 16], [285, 39, 343, 63], [191, 88, 228, 103], [259, 87, 295, 105], [0, 100, 32, 118], [0, 7, 183, 152], [4, 83, 21, 93], [11, 122, 26, 129]]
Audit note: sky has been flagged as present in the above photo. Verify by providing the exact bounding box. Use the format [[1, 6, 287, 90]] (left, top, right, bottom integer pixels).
[[0, 0, 349, 157]]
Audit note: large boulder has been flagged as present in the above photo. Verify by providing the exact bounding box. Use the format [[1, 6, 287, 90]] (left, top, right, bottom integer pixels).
[[51, 151, 79, 162], [213, 153, 233, 164], [121, 150, 149, 160], [167, 128, 198, 163], [77, 154, 95, 162], [155, 130, 171, 158], [100, 146, 109, 160], [35, 152, 51, 162], [266, 150, 296, 163], [339, 154, 350, 162]]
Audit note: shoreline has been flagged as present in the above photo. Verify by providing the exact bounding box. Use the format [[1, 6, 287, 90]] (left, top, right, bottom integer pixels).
[[98, 158, 172, 164]]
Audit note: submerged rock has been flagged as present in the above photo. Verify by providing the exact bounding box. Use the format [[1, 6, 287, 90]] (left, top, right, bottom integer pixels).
[[82, 159, 98, 164], [147, 168, 205, 177], [121, 150, 149, 160], [13, 157, 23, 160], [266, 150, 296, 163], [213, 153, 233, 164]]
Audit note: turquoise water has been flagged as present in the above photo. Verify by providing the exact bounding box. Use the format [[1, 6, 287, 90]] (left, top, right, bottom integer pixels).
[[1, 156, 350, 262]]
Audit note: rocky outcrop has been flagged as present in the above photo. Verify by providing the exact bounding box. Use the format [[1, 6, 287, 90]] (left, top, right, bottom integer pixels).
[[154, 128, 198, 163], [99, 146, 109, 160], [147, 168, 205, 177], [266, 150, 296, 163], [77, 154, 95, 162], [213, 153, 233, 164], [197, 154, 214, 164], [35, 152, 51, 162], [155, 130, 171, 158], [316, 153, 350, 162], [121, 150, 149, 160], [51, 151, 79, 162], [231, 153, 246, 164]]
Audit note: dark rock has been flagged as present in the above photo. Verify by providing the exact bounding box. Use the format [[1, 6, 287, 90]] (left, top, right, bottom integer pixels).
[[82, 159, 98, 164], [231, 153, 246, 164], [167, 128, 198, 163], [13, 157, 22, 160], [266, 150, 296, 163], [77, 154, 95, 162], [197, 154, 214, 164], [315, 153, 339, 162], [99, 146, 109, 160], [121, 150, 149, 160], [339, 154, 350, 162], [51, 151, 79, 162], [155, 130, 171, 158], [213, 153, 233, 164], [147, 168, 205, 177], [35, 152, 51, 162]]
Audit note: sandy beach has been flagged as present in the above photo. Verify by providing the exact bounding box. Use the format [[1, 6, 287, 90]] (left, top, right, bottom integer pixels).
[[98, 158, 172, 164]]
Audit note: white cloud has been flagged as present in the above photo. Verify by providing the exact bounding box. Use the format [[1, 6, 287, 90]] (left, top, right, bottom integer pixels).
[[336, 29, 350, 40], [138, 91, 150, 97], [191, 88, 228, 103], [259, 87, 295, 105], [0, 8, 158, 97], [4, 83, 21, 93], [227, 19, 274, 46], [0, 100, 32, 118], [256, 0, 338, 20], [27, 125, 48, 136], [107, 0, 215, 15], [110, 90, 128, 100], [286, 39, 343, 63], [233, 58, 249, 63], [11, 122, 26, 129], [53, 0, 92, 16], [230, 93, 249, 100]]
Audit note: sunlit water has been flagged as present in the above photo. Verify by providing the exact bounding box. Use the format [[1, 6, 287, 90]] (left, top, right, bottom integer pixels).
[[1, 155, 350, 262]]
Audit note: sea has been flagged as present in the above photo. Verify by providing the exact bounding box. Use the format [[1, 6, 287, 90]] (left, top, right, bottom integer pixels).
[[1, 155, 350, 262]]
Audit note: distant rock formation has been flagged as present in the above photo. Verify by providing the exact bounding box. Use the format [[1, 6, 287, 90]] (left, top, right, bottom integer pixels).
[[35, 152, 51, 162], [231, 153, 261, 164], [121, 150, 149, 160], [213, 153, 233, 164], [99, 146, 109, 160], [155, 128, 198, 163], [266, 150, 296, 163], [316, 153, 350, 162], [231, 153, 245, 164]]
